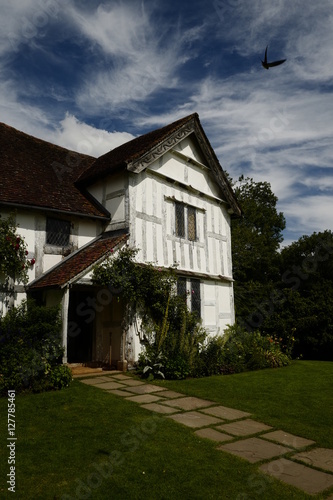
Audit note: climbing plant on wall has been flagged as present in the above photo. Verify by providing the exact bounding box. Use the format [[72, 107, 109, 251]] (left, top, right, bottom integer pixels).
[[92, 246, 206, 379], [0, 214, 34, 310]]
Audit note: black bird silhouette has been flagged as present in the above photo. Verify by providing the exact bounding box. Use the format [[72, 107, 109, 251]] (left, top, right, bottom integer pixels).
[[261, 46, 286, 69]]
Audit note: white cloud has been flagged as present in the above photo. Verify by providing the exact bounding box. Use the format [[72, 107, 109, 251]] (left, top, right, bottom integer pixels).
[[70, 2, 202, 113], [49, 114, 135, 156], [282, 195, 333, 236], [0, 0, 64, 56]]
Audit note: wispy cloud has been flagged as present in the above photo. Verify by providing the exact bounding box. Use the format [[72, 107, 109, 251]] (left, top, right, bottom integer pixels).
[[0, 0, 332, 244], [70, 2, 204, 114]]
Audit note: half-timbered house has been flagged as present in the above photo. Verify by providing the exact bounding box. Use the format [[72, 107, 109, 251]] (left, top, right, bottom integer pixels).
[[0, 113, 241, 368]]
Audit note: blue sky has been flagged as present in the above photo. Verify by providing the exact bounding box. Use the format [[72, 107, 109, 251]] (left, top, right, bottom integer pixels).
[[1, 0, 333, 246]]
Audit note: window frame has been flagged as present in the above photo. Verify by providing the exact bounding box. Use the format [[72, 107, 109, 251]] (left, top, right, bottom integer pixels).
[[176, 277, 201, 319], [46, 217, 71, 248], [175, 202, 197, 241]]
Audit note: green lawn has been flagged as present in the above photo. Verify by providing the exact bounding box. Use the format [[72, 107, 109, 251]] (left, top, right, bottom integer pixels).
[[0, 361, 332, 499]]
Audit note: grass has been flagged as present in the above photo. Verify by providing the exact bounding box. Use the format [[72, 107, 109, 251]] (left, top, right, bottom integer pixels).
[[156, 360, 333, 448], [0, 360, 332, 499]]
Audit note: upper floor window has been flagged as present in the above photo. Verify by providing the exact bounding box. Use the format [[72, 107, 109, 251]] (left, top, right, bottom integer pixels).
[[46, 218, 70, 247], [175, 202, 197, 241]]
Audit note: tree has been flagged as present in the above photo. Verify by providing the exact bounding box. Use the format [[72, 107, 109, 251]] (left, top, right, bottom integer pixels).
[[230, 176, 286, 321], [264, 230, 333, 360]]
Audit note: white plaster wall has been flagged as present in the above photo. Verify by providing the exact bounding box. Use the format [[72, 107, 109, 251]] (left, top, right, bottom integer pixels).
[[130, 158, 232, 280], [78, 219, 101, 247]]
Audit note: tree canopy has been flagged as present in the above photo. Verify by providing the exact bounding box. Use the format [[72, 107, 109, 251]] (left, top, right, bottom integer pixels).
[[230, 177, 333, 360]]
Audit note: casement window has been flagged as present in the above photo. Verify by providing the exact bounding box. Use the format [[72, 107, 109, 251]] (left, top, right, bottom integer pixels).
[[177, 277, 201, 318], [190, 279, 201, 317], [177, 277, 187, 299], [46, 218, 70, 247], [175, 202, 197, 241]]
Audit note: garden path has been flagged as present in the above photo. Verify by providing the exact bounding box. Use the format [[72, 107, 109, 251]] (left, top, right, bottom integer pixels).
[[75, 370, 333, 497]]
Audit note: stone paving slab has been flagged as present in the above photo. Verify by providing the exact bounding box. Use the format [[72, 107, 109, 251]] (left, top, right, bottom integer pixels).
[[92, 381, 127, 390], [293, 448, 333, 473], [106, 389, 135, 397], [120, 384, 167, 394], [218, 437, 291, 463], [194, 428, 234, 443], [161, 397, 215, 411], [80, 377, 122, 385], [200, 405, 251, 421], [125, 394, 164, 404], [157, 390, 184, 399], [168, 411, 222, 428], [262, 430, 315, 449], [260, 458, 333, 495], [117, 379, 145, 386], [110, 374, 133, 380], [141, 403, 180, 415], [215, 418, 272, 437]]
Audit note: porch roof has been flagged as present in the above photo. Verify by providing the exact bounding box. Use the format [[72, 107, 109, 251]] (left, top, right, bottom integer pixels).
[[28, 233, 128, 290]]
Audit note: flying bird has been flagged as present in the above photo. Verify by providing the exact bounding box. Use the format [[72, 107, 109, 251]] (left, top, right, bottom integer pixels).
[[261, 46, 286, 69]]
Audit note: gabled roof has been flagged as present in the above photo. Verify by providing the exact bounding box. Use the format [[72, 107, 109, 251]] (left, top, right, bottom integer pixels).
[[0, 122, 108, 219], [28, 233, 128, 290], [77, 113, 241, 216]]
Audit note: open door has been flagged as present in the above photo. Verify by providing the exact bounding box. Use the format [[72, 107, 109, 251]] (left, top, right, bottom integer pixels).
[[67, 290, 94, 363]]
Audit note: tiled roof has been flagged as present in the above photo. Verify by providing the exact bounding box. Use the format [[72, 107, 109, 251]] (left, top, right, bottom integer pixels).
[[77, 113, 241, 216], [29, 233, 128, 289], [0, 122, 108, 219], [77, 113, 199, 184]]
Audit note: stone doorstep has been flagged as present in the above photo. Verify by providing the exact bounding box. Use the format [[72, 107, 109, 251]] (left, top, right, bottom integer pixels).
[[168, 411, 223, 429], [260, 458, 333, 496], [218, 437, 292, 464], [215, 419, 272, 437], [160, 397, 216, 411], [293, 448, 333, 474], [262, 430, 316, 449], [200, 405, 251, 421]]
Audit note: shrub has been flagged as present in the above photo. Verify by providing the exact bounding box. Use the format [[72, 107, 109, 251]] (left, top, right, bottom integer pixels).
[[0, 300, 72, 395], [196, 324, 291, 377]]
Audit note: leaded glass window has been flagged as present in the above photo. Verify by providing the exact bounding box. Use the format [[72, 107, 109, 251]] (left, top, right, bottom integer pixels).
[[190, 279, 201, 317], [46, 218, 70, 246], [175, 202, 185, 237], [177, 277, 187, 299], [187, 206, 196, 241], [175, 202, 197, 240]]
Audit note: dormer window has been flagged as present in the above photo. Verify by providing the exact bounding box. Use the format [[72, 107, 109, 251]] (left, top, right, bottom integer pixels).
[[46, 218, 70, 247], [175, 202, 197, 241]]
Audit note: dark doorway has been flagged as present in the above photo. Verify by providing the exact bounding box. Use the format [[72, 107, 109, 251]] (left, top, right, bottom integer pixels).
[[67, 290, 94, 363]]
